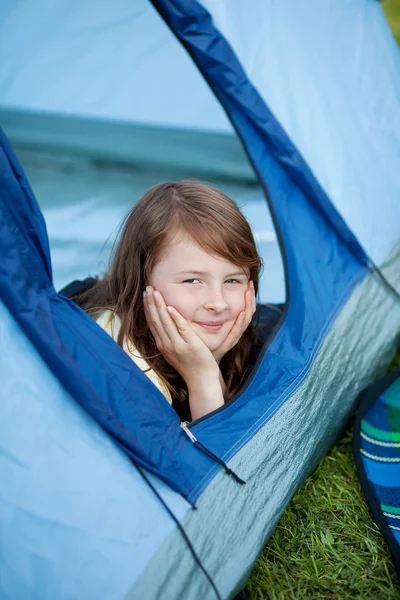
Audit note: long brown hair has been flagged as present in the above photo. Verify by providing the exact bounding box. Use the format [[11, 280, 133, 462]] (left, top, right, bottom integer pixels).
[[79, 180, 263, 420]]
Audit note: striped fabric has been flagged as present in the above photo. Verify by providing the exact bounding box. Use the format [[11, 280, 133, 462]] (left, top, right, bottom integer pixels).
[[355, 369, 400, 575]]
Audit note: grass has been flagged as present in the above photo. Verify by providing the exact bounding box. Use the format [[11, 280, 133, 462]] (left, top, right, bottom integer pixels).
[[383, 0, 400, 46], [243, 352, 400, 600]]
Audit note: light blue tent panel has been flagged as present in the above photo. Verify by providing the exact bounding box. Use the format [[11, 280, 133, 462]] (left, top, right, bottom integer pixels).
[[203, 0, 400, 266], [0, 300, 190, 600]]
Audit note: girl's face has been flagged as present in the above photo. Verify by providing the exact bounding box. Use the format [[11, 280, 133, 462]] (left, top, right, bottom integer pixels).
[[148, 233, 249, 352]]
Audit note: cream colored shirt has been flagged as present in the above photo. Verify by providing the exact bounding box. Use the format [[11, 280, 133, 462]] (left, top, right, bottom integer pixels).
[[96, 309, 173, 406]]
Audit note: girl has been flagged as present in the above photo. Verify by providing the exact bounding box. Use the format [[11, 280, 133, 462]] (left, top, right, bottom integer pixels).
[[78, 180, 262, 422]]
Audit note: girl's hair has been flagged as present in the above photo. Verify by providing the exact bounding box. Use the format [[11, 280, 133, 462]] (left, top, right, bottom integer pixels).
[[78, 180, 263, 421]]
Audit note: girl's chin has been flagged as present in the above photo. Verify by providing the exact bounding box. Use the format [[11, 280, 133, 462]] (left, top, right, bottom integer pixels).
[[204, 341, 219, 351], [197, 335, 221, 352], [191, 322, 228, 350]]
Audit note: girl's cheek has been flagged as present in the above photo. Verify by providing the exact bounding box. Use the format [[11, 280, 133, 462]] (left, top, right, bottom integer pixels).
[[233, 291, 246, 313], [160, 289, 194, 319], [174, 297, 196, 320]]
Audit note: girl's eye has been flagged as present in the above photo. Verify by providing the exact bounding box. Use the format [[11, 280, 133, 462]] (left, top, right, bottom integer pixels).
[[182, 278, 245, 284]]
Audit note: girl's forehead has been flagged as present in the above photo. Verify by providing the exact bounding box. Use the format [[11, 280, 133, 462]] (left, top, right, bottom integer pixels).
[[162, 233, 221, 262], [166, 232, 201, 251], [157, 233, 247, 274]]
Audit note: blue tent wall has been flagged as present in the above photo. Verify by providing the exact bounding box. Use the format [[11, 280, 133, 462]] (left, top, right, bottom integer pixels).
[[197, 0, 400, 268], [0, 16, 368, 502]]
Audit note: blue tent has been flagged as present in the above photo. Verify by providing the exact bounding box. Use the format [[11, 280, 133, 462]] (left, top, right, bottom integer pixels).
[[1, 1, 400, 599]]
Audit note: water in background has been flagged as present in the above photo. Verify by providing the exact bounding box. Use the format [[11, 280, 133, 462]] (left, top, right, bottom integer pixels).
[[17, 147, 285, 304]]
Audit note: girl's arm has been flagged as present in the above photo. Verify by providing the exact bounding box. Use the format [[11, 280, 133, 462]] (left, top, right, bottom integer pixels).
[[187, 368, 225, 421]]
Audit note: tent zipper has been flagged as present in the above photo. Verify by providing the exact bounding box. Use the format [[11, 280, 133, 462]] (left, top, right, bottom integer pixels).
[[180, 422, 246, 485]]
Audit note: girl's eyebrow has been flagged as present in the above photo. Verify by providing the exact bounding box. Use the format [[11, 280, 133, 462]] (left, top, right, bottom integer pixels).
[[175, 270, 246, 278]]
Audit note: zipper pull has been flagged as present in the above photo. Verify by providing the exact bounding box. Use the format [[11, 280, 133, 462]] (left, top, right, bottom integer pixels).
[[181, 421, 198, 443], [180, 422, 246, 485]]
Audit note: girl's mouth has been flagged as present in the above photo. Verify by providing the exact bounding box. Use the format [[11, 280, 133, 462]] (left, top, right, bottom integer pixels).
[[194, 321, 224, 332]]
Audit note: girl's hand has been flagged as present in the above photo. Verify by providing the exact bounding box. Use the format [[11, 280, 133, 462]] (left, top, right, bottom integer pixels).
[[212, 280, 256, 365], [143, 286, 219, 388]]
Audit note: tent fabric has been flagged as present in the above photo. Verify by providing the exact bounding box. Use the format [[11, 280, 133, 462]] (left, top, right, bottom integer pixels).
[[1, 242, 399, 600], [1, 0, 399, 266], [0, 0, 231, 132], [200, 0, 400, 267], [1, 0, 400, 599], [0, 299, 191, 600], [0, 128, 220, 502], [0, 123, 367, 502], [353, 369, 400, 579], [130, 249, 400, 599], [0, 17, 371, 499], [0, 0, 380, 503]]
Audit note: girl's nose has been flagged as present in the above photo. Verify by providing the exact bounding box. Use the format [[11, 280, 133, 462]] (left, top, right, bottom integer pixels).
[[204, 290, 228, 312]]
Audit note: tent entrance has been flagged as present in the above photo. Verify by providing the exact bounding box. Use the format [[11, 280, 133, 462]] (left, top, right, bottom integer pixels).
[[3, 109, 286, 304]]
